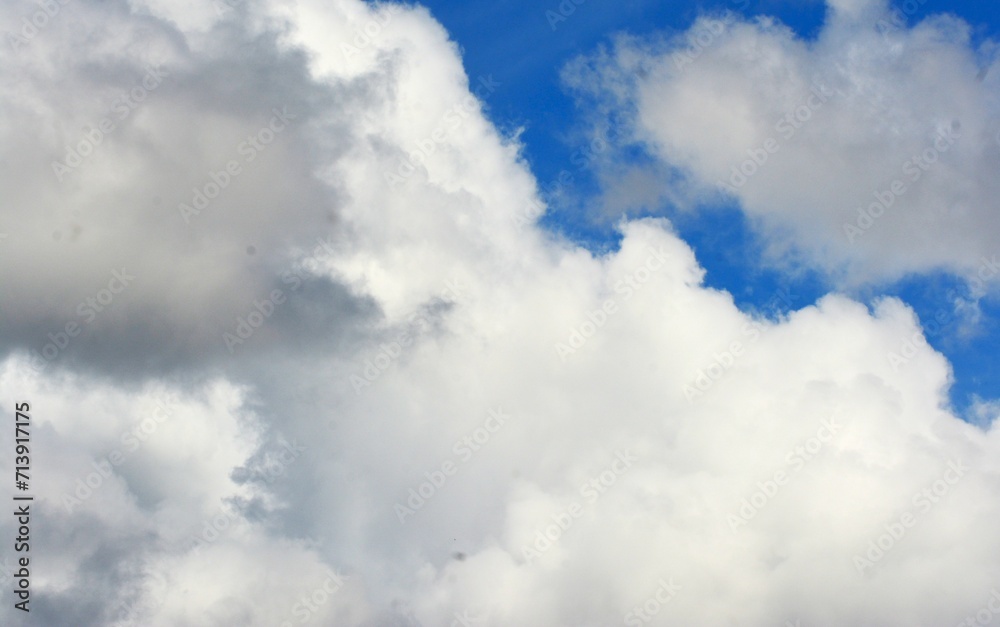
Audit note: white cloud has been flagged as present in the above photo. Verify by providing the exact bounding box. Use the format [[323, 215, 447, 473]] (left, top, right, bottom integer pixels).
[[566, 1, 1000, 289], [1, 0, 999, 625]]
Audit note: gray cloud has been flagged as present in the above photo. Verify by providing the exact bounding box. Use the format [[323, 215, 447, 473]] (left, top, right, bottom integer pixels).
[[2, 0, 1000, 625], [0, 0, 379, 379]]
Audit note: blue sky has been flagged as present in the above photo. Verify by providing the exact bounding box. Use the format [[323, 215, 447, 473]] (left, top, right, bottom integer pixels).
[[419, 0, 1000, 419], [8, 0, 1000, 622]]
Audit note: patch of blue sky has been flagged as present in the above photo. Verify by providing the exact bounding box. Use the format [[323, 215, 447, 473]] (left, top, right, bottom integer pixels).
[[417, 0, 1000, 419]]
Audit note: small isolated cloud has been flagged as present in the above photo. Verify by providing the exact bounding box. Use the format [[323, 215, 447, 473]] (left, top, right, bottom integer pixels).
[[565, 0, 1000, 289]]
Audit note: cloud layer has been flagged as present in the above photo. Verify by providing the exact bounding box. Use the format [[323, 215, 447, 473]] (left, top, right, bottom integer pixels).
[[1, 0, 999, 625]]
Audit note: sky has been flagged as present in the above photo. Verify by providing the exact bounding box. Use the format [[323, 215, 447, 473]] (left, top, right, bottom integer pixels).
[[420, 0, 1000, 418], [1, 0, 1000, 625]]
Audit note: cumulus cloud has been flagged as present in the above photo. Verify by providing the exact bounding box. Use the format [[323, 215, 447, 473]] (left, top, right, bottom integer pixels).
[[0, 0, 372, 377], [1, 0, 999, 626], [565, 0, 1000, 288]]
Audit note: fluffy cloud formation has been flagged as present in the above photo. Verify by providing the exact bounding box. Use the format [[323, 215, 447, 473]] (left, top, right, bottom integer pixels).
[[566, 0, 1000, 288], [1, 0, 999, 626], [0, 0, 372, 376]]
